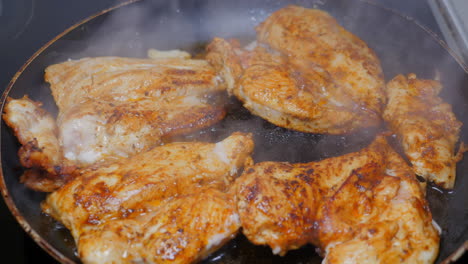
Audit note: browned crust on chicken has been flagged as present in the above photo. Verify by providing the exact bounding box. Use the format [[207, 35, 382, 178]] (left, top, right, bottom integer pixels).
[[383, 74, 464, 189], [44, 56, 227, 167], [44, 57, 222, 113], [234, 135, 439, 263], [3, 96, 61, 171], [19, 169, 64, 192], [2, 96, 71, 191], [78, 189, 240, 264], [42, 133, 254, 263], [207, 6, 385, 134], [256, 6, 385, 115]]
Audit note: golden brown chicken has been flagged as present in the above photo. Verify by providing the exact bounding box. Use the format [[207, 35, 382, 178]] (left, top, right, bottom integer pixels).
[[383, 74, 464, 189], [234, 135, 439, 263], [2, 96, 66, 191], [42, 132, 254, 264], [206, 5, 386, 134], [3, 55, 227, 191], [45, 56, 226, 166], [76, 189, 240, 264], [3, 96, 61, 170]]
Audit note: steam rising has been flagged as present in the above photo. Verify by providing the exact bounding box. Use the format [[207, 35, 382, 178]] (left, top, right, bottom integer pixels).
[[50, 0, 468, 162]]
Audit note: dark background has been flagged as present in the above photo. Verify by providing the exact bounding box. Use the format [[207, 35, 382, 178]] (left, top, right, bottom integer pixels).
[[0, 0, 464, 263]]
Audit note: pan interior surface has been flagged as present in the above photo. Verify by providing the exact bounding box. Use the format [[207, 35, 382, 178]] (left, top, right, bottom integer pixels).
[[1, 0, 468, 263]]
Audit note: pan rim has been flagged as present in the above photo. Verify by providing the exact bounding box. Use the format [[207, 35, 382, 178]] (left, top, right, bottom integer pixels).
[[0, 0, 467, 263], [361, 0, 468, 74], [0, 0, 141, 263]]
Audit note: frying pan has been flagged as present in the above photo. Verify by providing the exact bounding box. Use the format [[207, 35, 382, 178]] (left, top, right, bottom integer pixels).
[[1, 0, 468, 263]]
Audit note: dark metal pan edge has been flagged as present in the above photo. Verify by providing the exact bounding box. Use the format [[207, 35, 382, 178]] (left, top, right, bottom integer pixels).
[[0, 1, 140, 263], [0, 0, 466, 263], [363, 0, 468, 74]]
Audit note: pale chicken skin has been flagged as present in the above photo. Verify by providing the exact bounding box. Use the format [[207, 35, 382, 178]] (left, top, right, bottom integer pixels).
[[45, 56, 221, 114], [42, 133, 254, 264], [383, 74, 463, 189], [206, 5, 385, 134], [234, 135, 439, 263]]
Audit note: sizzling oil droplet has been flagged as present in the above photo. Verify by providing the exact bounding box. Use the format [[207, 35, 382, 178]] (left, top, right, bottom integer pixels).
[[430, 185, 445, 194]]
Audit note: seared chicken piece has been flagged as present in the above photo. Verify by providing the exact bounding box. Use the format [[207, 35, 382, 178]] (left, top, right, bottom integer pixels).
[[45, 57, 221, 113], [206, 5, 385, 134], [57, 94, 223, 165], [2, 96, 66, 191], [3, 55, 227, 191], [3, 96, 61, 171], [44, 56, 226, 166], [78, 189, 240, 264], [234, 135, 439, 263], [383, 74, 463, 189], [42, 133, 254, 263]]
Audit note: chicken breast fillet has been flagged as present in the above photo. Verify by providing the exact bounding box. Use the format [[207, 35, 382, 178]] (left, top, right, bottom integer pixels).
[[3, 96, 61, 171], [77, 189, 240, 264], [3, 56, 227, 191], [383, 74, 464, 189], [234, 135, 439, 264], [42, 132, 254, 264], [45, 56, 221, 113], [45, 56, 226, 166], [2, 96, 66, 191], [206, 5, 385, 134]]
